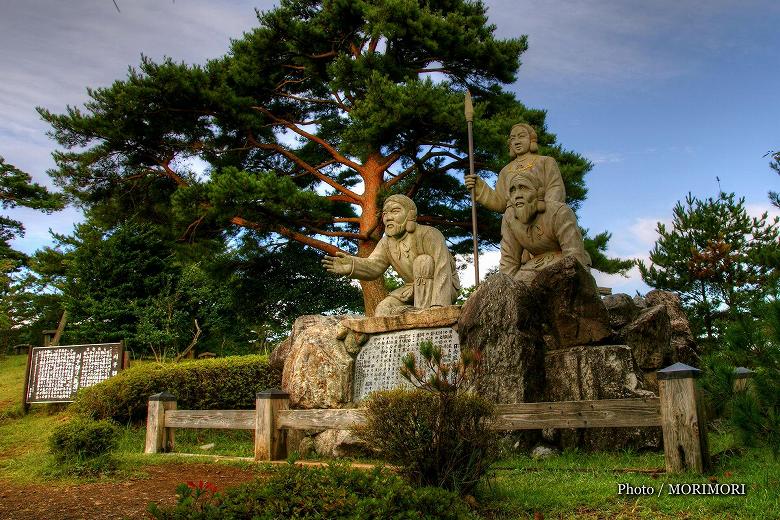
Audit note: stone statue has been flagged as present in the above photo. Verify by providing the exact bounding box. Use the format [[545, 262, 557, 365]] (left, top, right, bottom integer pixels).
[[465, 123, 566, 212], [499, 170, 590, 283], [322, 194, 460, 316]]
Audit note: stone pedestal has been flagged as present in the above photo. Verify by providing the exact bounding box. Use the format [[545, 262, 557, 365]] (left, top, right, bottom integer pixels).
[[281, 307, 462, 409]]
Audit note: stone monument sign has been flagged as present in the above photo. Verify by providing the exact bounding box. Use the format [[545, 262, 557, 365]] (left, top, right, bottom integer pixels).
[[352, 326, 460, 401]]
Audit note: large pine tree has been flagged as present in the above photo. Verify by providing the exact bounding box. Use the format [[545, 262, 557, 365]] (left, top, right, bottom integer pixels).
[[41, 0, 619, 314]]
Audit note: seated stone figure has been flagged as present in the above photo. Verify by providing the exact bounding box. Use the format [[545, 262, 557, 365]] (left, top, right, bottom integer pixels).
[[322, 194, 460, 316], [500, 170, 591, 283]]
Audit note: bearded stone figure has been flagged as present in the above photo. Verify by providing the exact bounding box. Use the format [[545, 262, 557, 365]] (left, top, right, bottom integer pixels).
[[465, 123, 566, 212], [500, 170, 591, 283], [322, 194, 460, 316]]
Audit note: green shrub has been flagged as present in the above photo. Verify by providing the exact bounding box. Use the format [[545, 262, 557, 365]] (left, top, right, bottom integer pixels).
[[730, 367, 780, 459], [148, 462, 477, 519], [355, 340, 496, 494], [71, 355, 280, 423], [49, 417, 119, 461], [356, 389, 496, 494]]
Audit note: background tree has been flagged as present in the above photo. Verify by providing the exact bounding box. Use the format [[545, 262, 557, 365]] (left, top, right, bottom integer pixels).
[[1, 156, 63, 269], [24, 217, 362, 358], [0, 156, 63, 350], [768, 150, 780, 209], [41, 0, 626, 315], [638, 192, 780, 347]]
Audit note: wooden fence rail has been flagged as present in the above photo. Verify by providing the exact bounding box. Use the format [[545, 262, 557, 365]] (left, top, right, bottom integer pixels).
[[145, 363, 752, 474]]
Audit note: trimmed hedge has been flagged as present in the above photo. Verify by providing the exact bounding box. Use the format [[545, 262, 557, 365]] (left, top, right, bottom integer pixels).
[[71, 355, 281, 423]]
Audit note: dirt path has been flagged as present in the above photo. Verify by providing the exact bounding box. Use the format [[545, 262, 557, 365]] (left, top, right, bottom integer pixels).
[[0, 463, 259, 520]]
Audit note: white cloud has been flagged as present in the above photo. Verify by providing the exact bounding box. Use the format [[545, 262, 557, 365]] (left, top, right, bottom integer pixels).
[[746, 202, 780, 222], [585, 152, 623, 165]]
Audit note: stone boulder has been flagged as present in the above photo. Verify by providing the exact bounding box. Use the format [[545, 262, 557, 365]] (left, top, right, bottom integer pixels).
[[281, 315, 355, 409], [645, 290, 698, 366], [624, 305, 673, 370], [313, 429, 370, 458], [603, 293, 640, 331], [529, 257, 611, 349], [544, 345, 660, 451], [268, 336, 292, 372], [459, 273, 546, 404], [544, 345, 654, 402]]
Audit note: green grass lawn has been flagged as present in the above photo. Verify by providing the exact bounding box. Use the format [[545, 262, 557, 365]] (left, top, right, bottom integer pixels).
[[2, 353, 778, 518]]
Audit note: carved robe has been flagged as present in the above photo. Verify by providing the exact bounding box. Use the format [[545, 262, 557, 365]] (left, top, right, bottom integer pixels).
[[500, 200, 591, 282], [350, 225, 460, 314], [476, 154, 566, 212]]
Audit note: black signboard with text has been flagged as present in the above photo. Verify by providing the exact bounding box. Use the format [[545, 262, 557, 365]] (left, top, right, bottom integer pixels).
[[24, 343, 124, 404]]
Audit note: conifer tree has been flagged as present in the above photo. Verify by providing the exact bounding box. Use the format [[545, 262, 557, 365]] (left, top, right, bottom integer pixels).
[[639, 192, 780, 345], [41, 0, 622, 314]]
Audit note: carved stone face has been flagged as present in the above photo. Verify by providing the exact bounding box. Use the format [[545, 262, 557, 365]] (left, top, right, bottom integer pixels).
[[509, 177, 538, 224], [509, 126, 532, 157], [382, 200, 410, 238]]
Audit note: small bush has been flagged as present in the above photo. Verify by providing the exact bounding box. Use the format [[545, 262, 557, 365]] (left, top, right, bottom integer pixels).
[[356, 389, 496, 494], [49, 417, 119, 461], [730, 367, 780, 459], [71, 355, 280, 423], [354, 341, 495, 494], [148, 462, 477, 519]]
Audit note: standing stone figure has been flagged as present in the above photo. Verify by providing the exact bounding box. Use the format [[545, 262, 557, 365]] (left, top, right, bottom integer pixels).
[[500, 170, 590, 283], [322, 194, 460, 316], [465, 123, 566, 212]]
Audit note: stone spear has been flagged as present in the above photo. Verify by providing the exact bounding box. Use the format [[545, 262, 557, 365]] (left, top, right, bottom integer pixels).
[[464, 90, 480, 286]]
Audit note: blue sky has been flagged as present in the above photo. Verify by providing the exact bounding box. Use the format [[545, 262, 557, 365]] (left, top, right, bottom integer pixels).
[[2, 0, 779, 295]]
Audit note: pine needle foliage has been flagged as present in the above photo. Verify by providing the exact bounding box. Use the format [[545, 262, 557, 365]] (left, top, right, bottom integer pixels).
[[356, 341, 495, 494]]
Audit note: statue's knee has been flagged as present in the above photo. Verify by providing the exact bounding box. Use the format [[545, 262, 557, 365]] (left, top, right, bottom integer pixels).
[[375, 296, 403, 316], [413, 254, 435, 279]]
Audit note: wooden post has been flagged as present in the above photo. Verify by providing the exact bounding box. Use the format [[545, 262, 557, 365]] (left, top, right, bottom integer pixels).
[[733, 367, 754, 393], [255, 389, 289, 461], [657, 363, 710, 473], [21, 346, 34, 414], [145, 392, 177, 454]]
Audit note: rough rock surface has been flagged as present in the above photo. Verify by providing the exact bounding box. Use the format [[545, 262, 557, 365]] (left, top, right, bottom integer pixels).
[[544, 345, 661, 451], [624, 305, 673, 370], [282, 314, 354, 409], [459, 273, 546, 404], [530, 257, 611, 349], [603, 293, 640, 331], [313, 429, 369, 458], [268, 336, 292, 372], [544, 345, 654, 402], [531, 445, 559, 460], [645, 290, 698, 365]]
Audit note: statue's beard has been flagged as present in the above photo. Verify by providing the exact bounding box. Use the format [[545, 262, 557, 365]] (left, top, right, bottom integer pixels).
[[513, 201, 538, 224], [385, 220, 406, 237]]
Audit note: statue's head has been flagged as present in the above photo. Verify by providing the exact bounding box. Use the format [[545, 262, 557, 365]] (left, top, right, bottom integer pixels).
[[508, 170, 546, 223], [507, 123, 539, 159], [382, 194, 417, 237]]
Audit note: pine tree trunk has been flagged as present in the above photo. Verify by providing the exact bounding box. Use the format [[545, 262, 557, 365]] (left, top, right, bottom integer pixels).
[[360, 278, 388, 317]]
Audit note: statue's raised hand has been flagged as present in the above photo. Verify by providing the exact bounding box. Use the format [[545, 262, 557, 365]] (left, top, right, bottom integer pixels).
[[322, 251, 353, 276], [464, 173, 485, 191]]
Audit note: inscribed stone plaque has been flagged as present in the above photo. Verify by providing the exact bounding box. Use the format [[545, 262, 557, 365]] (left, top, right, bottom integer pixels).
[[353, 327, 460, 401], [26, 343, 123, 403]]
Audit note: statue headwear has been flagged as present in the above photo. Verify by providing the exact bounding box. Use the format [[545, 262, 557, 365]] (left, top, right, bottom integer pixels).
[[509, 170, 546, 212], [508, 123, 539, 158], [384, 194, 418, 232]]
